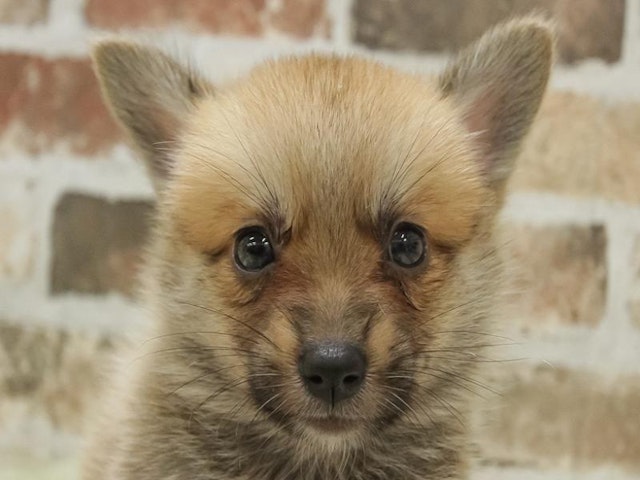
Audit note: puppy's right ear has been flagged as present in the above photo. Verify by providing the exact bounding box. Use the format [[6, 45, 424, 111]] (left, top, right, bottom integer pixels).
[[92, 41, 213, 192], [439, 17, 553, 196]]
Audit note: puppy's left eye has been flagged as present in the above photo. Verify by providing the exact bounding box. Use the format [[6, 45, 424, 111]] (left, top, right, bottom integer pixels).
[[389, 223, 427, 268], [234, 228, 275, 272]]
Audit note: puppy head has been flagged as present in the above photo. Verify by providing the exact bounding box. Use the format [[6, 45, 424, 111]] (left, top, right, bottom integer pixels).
[[93, 18, 552, 444]]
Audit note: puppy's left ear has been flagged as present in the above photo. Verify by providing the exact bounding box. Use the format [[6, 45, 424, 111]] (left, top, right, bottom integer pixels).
[[440, 17, 554, 193], [92, 41, 213, 192]]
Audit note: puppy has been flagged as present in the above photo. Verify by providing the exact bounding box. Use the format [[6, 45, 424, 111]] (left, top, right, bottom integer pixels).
[[85, 17, 552, 480]]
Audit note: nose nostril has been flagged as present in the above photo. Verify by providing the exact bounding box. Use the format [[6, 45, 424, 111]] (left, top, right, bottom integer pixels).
[[343, 374, 360, 385], [307, 375, 324, 385], [299, 341, 367, 404]]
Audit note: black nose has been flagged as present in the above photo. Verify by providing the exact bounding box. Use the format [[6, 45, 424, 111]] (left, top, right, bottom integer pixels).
[[299, 342, 367, 406]]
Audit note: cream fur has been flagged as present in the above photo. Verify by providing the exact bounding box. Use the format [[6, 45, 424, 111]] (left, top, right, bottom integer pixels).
[[85, 17, 553, 480]]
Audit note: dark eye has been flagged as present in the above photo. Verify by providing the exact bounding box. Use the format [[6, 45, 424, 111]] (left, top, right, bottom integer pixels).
[[389, 223, 427, 268], [234, 228, 275, 272]]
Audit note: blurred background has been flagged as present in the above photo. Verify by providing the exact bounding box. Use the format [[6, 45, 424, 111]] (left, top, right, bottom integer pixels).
[[0, 0, 638, 479]]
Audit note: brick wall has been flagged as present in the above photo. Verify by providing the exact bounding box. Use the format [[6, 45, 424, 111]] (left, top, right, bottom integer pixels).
[[0, 1, 639, 478]]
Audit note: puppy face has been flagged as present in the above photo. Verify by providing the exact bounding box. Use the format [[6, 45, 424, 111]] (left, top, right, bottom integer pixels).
[[93, 19, 552, 443], [165, 58, 490, 434]]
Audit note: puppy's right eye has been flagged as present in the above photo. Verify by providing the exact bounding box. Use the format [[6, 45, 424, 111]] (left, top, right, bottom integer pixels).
[[389, 223, 427, 268], [234, 228, 275, 272]]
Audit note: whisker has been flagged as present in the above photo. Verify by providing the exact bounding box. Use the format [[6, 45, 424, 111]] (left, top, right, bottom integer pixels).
[[189, 377, 252, 428], [250, 393, 282, 424], [423, 366, 501, 396], [385, 374, 414, 381], [189, 151, 264, 206], [227, 396, 253, 422], [383, 387, 437, 433], [152, 140, 176, 147], [402, 381, 466, 429], [414, 355, 526, 364], [414, 342, 520, 352], [385, 117, 427, 204], [177, 301, 283, 353], [427, 330, 516, 341], [168, 364, 243, 397], [396, 368, 487, 400], [250, 381, 298, 390], [134, 345, 269, 363], [265, 394, 290, 422], [391, 120, 449, 202], [428, 297, 485, 323], [142, 330, 262, 347], [219, 110, 279, 209], [379, 394, 406, 419], [399, 148, 454, 199], [185, 138, 276, 206]]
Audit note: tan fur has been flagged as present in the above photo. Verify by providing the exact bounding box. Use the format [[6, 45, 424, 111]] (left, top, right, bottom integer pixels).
[[85, 17, 553, 480]]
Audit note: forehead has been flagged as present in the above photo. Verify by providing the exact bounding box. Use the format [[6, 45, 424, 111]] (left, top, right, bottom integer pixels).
[[167, 56, 489, 252]]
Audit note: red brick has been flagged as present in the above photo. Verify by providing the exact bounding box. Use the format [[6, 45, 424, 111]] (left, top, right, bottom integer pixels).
[[510, 93, 640, 204], [50, 193, 153, 297], [501, 224, 607, 328], [0, 178, 37, 283], [479, 365, 640, 471], [85, 0, 329, 38], [0, 54, 121, 156], [86, 0, 263, 35], [0, 0, 48, 25], [0, 321, 116, 433], [629, 236, 640, 328], [352, 0, 625, 64], [269, 0, 329, 38]]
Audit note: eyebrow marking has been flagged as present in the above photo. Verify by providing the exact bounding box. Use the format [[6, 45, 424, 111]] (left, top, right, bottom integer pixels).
[[219, 109, 280, 210]]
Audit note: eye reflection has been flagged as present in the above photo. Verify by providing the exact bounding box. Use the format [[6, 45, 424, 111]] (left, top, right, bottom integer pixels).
[[234, 228, 275, 271], [389, 223, 426, 268]]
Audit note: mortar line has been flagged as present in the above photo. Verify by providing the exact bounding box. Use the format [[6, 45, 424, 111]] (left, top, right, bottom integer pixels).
[[0, 24, 638, 101], [327, 0, 354, 50], [621, 0, 640, 67]]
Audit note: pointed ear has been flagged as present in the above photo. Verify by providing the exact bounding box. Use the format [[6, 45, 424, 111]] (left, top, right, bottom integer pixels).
[[92, 41, 213, 192], [439, 17, 554, 192]]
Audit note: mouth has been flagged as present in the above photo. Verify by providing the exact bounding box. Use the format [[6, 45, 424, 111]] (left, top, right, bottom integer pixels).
[[302, 415, 360, 434]]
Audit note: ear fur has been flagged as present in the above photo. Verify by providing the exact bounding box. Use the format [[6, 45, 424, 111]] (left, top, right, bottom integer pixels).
[[440, 17, 554, 192], [92, 41, 213, 192]]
